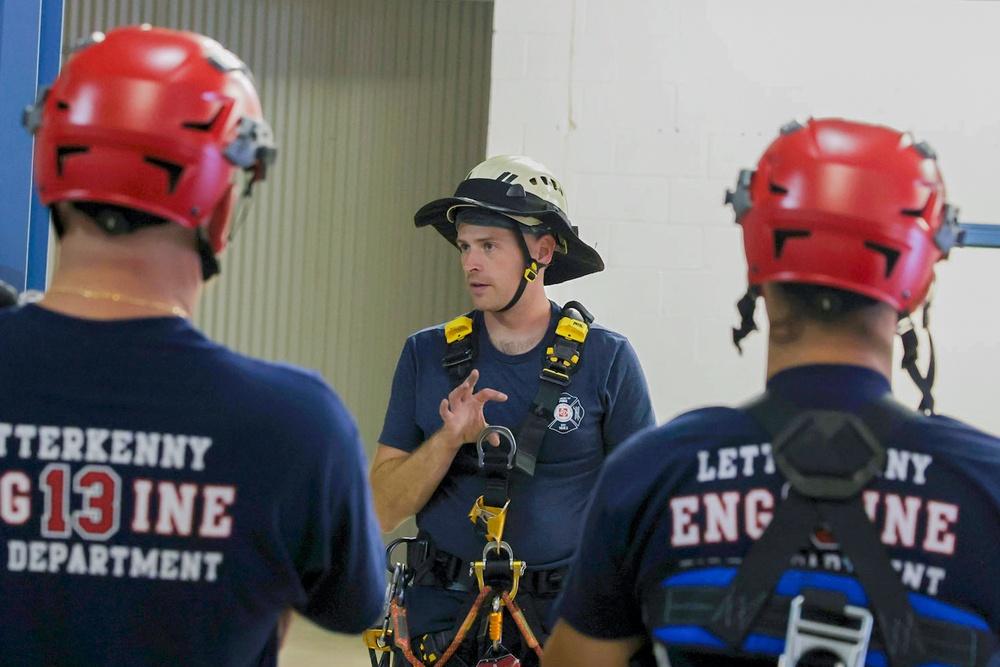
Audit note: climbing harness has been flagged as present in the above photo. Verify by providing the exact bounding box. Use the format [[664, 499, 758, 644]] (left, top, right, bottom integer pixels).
[[365, 427, 545, 667], [648, 392, 997, 667]]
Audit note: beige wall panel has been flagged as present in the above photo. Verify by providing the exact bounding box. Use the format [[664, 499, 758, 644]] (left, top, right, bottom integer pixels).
[[62, 0, 492, 455]]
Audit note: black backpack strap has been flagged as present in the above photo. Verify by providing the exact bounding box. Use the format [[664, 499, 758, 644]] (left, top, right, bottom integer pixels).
[[711, 391, 929, 667], [513, 301, 593, 476]]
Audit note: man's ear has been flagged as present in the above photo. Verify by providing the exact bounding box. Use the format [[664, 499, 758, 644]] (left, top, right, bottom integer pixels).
[[535, 233, 557, 264]]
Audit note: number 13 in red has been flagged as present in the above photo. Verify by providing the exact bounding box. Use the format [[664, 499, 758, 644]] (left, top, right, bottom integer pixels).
[[40, 464, 121, 541]]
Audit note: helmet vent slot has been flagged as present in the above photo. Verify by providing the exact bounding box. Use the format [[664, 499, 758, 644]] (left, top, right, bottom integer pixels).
[[773, 229, 810, 258], [143, 156, 184, 194], [769, 182, 789, 195], [55, 145, 89, 176], [182, 107, 223, 132], [56, 100, 70, 111], [529, 175, 563, 194], [863, 242, 901, 278]]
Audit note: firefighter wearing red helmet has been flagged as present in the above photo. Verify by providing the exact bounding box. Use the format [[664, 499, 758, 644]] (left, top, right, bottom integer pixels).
[[545, 118, 1000, 667], [1, 25, 384, 666], [370, 155, 655, 665], [24, 23, 277, 280]]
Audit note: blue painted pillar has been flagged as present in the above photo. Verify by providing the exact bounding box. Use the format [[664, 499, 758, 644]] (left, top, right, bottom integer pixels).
[[0, 0, 64, 291]]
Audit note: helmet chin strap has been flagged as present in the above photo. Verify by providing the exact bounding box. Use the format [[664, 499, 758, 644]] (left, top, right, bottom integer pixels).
[[196, 231, 220, 281], [899, 302, 936, 414], [732, 286, 761, 353], [496, 226, 544, 313]]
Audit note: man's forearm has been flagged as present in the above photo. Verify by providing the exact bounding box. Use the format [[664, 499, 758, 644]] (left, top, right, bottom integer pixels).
[[370, 430, 464, 532]]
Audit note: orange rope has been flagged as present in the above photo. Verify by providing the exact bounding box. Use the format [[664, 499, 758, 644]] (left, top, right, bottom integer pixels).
[[501, 591, 544, 660], [390, 598, 425, 667], [435, 585, 493, 666], [388, 582, 545, 666]]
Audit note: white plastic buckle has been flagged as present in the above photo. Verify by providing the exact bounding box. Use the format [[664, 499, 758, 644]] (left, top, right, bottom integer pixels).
[[778, 594, 874, 667]]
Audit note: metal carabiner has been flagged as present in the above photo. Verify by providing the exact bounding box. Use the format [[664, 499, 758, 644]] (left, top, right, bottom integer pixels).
[[383, 535, 421, 573], [476, 425, 517, 469]]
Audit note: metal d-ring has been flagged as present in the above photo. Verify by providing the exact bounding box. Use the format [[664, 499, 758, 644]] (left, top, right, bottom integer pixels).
[[482, 540, 514, 565], [476, 425, 517, 469]]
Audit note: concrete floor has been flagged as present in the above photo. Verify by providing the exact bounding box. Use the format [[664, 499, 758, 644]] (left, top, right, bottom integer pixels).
[[278, 614, 374, 667]]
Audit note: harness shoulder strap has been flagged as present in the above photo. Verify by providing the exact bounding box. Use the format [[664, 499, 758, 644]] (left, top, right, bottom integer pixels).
[[513, 301, 594, 476], [443, 312, 476, 388], [712, 391, 929, 667]]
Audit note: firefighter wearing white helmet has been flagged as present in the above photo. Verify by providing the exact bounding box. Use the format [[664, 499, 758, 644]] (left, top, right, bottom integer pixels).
[[370, 156, 655, 666], [415, 155, 606, 311]]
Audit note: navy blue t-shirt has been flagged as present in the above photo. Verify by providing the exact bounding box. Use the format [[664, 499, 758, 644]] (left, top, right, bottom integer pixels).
[[379, 302, 655, 635], [0, 305, 385, 666], [557, 364, 1000, 665]]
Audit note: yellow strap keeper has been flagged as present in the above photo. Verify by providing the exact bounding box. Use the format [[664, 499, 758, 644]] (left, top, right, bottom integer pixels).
[[444, 315, 474, 344], [555, 315, 588, 343]]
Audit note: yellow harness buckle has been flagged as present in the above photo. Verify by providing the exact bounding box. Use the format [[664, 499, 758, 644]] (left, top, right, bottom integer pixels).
[[541, 313, 589, 384], [555, 315, 588, 343]]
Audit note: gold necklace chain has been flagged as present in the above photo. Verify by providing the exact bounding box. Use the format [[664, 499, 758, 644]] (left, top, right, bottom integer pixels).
[[46, 287, 190, 319]]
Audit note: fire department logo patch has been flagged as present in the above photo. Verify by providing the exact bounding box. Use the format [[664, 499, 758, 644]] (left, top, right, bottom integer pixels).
[[549, 393, 584, 434]]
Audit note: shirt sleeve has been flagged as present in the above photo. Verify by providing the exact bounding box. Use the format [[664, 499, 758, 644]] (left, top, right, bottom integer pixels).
[[553, 459, 645, 639], [601, 337, 656, 452], [284, 382, 386, 633], [377, 337, 424, 452]]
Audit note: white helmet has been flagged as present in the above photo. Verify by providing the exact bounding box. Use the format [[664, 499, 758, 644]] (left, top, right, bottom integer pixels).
[[414, 155, 603, 285]]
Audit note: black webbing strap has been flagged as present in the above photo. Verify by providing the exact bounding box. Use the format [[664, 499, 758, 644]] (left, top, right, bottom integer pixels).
[[405, 534, 467, 590], [471, 425, 517, 546], [406, 535, 567, 597], [481, 438, 513, 511], [709, 392, 929, 667], [513, 301, 593, 476], [514, 382, 562, 477]]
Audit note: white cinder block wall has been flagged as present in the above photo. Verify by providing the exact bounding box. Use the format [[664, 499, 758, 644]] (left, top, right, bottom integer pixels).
[[487, 0, 1000, 432]]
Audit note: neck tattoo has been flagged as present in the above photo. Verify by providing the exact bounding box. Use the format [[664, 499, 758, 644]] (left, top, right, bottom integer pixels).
[[46, 287, 190, 319]]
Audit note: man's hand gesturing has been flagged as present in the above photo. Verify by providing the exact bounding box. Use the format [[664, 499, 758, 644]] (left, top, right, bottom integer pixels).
[[438, 369, 508, 449]]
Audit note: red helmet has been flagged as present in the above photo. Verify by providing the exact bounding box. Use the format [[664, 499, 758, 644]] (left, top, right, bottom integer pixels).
[[729, 117, 956, 314], [23, 25, 276, 265]]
